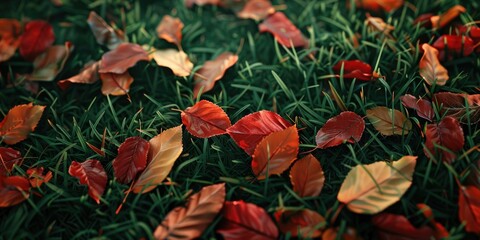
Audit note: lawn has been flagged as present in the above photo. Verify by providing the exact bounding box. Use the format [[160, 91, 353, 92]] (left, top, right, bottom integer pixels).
[[1, 0, 479, 239]]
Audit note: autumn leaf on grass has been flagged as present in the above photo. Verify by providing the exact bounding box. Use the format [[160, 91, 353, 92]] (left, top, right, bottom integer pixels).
[[419, 44, 449, 86], [132, 126, 182, 194], [181, 100, 231, 138], [0, 19, 22, 62], [354, 0, 404, 13], [19, 20, 55, 61], [185, 0, 222, 8], [27, 42, 73, 81], [0, 103, 45, 145], [316, 111, 365, 149], [99, 43, 149, 74], [433, 92, 480, 124], [156, 15, 183, 49], [458, 185, 480, 234], [400, 94, 434, 121], [290, 154, 325, 197], [236, 0, 275, 21], [332, 60, 377, 81], [193, 52, 238, 98], [151, 48, 194, 77], [322, 227, 361, 240], [58, 61, 100, 90], [366, 106, 412, 136], [87, 11, 125, 50], [252, 125, 299, 180], [372, 213, 437, 240], [0, 147, 22, 175], [416, 204, 449, 239], [365, 14, 395, 37], [433, 35, 474, 60], [27, 167, 52, 188], [68, 159, 107, 204], [259, 12, 309, 48], [0, 175, 30, 208], [424, 116, 464, 163], [154, 183, 225, 240], [337, 156, 417, 214], [275, 208, 325, 238], [100, 71, 134, 96], [430, 5, 466, 29], [112, 137, 150, 184], [227, 110, 292, 155]]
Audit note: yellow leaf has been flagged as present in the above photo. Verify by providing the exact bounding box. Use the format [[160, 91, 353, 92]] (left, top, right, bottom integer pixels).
[[151, 49, 193, 77], [419, 44, 449, 86], [366, 106, 412, 136]]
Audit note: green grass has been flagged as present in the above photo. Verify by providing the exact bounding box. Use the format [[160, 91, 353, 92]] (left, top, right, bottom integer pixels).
[[1, 0, 479, 239]]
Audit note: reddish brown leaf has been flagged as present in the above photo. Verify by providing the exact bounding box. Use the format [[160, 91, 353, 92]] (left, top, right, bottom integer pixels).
[[0, 147, 22, 175], [26, 167, 52, 188], [19, 20, 55, 61], [433, 92, 480, 124], [151, 48, 194, 77], [289, 154, 324, 197], [99, 71, 134, 96], [430, 5, 466, 29], [236, 0, 275, 21], [227, 110, 292, 155], [459, 185, 480, 234], [413, 13, 434, 28], [217, 200, 279, 240], [419, 44, 449, 86], [27, 42, 73, 81], [193, 52, 238, 98], [87, 11, 125, 50], [0, 175, 30, 208], [99, 43, 149, 74], [58, 61, 100, 90], [432, 35, 474, 60], [316, 111, 365, 149], [365, 14, 395, 36], [185, 0, 222, 8], [0, 103, 46, 145], [322, 227, 361, 240], [252, 125, 299, 180], [275, 208, 325, 238], [259, 12, 309, 48], [332, 60, 375, 81], [112, 137, 150, 184], [400, 94, 434, 121], [0, 19, 22, 62], [354, 0, 404, 12], [156, 15, 183, 49], [372, 213, 437, 240], [68, 159, 107, 204], [154, 183, 225, 239], [424, 116, 464, 163], [366, 106, 412, 136], [181, 100, 231, 138]]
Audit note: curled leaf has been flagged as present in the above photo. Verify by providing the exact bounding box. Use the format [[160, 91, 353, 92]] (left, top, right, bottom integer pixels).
[[275, 208, 325, 238], [316, 111, 365, 149], [19, 20, 55, 61], [0, 147, 22, 175], [332, 60, 375, 81], [112, 137, 150, 184], [430, 5, 466, 29], [424, 116, 464, 163], [290, 154, 325, 197], [400, 94, 434, 121], [419, 44, 449, 86], [0, 19, 22, 62], [193, 52, 238, 98], [87, 11, 125, 49], [259, 12, 309, 48], [68, 159, 107, 204], [366, 106, 412, 136], [26, 167, 52, 188], [151, 48, 194, 77], [0, 103, 46, 145], [99, 43, 149, 74], [27, 42, 73, 81], [58, 61, 100, 90], [236, 0, 275, 21], [156, 15, 183, 49], [0, 175, 30, 208], [181, 100, 231, 138]]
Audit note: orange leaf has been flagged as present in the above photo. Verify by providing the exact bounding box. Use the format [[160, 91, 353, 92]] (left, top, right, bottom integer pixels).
[[154, 183, 226, 239], [156, 15, 184, 49], [181, 100, 231, 138], [100, 71, 134, 96], [0, 19, 22, 62], [354, 0, 404, 12], [275, 208, 325, 238], [87, 11, 125, 50], [430, 5, 466, 29], [290, 154, 325, 197], [68, 159, 107, 204], [458, 185, 480, 234], [252, 125, 299, 180], [193, 52, 238, 98], [26, 167, 52, 188], [236, 0, 275, 21], [365, 14, 394, 36], [27, 42, 73, 81], [366, 106, 412, 136], [259, 12, 309, 48], [0, 103, 46, 145], [419, 44, 449, 86], [0, 175, 30, 208], [0, 147, 22, 175], [58, 61, 100, 90], [151, 48, 194, 77], [99, 43, 149, 74]]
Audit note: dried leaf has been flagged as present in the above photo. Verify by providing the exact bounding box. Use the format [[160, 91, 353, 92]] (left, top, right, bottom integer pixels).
[[112, 137, 150, 184], [185, 0, 222, 8], [259, 12, 309, 48], [433, 92, 480, 124], [236, 0, 275, 21], [431, 5, 466, 29], [0, 103, 46, 145], [354, 0, 404, 12], [372, 213, 437, 240], [0, 175, 30, 208], [181, 100, 231, 138], [274, 208, 325, 238], [132, 126, 183, 194], [156, 15, 184, 49], [154, 183, 225, 239], [366, 15, 395, 36], [458, 185, 480, 234], [151, 48, 194, 77], [290, 154, 325, 197], [100, 71, 134, 96], [26, 167, 52, 188], [27, 42, 73, 81], [0, 147, 22, 175], [68, 159, 107, 204], [419, 44, 449, 85], [366, 106, 412, 136], [193, 52, 238, 98], [337, 156, 417, 214], [58, 61, 100, 90], [424, 116, 464, 163], [316, 111, 365, 149], [400, 94, 434, 121], [332, 60, 375, 81], [19, 20, 55, 61], [87, 11, 125, 50], [322, 227, 361, 240], [0, 19, 22, 62], [432, 35, 474, 60], [99, 43, 149, 74]]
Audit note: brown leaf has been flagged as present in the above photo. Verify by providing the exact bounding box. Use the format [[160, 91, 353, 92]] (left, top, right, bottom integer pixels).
[[236, 0, 275, 21], [365, 14, 395, 36], [193, 52, 238, 98], [259, 12, 309, 48], [154, 183, 226, 239], [27, 42, 73, 81], [275, 208, 325, 238], [400, 94, 434, 121], [419, 44, 449, 86], [87, 11, 125, 50], [433, 92, 480, 124], [185, 0, 222, 8], [366, 106, 412, 136], [290, 154, 325, 197], [100, 71, 134, 96], [0, 103, 46, 145], [151, 48, 194, 77], [0, 19, 22, 62], [58, 61, 100, 90], [156, 15, 184, 49], [99, 43, 149, 74], [431, 5, 466, 29]]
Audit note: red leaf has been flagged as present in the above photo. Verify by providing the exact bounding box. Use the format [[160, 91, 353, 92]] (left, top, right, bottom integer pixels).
[[19, 20, 55, 61], [27, 42, 73, 81], [68, 159, 107, 204], [181, 100, 231, 138], [227, 110, 292, 155], [332, 60, 374, 81], [400, 94, 434, 121], [458, 185, 480, 234], [112, 137, 150, 184], [236, 0, 276, 21], [217, 200, 279, 240], [432, 35, 474, 61], [58, 61, 100, 90], [290, 154, 325, 197], [316, 111, 365, 149], [0, 147, 22, 175], [433, 92, 480, 124], [26, 167, 52, 188], [0, 175, 30, 208], [274, 208, 325, 238], [87, 11, 125, 50], [424, 116, 464, 163], [372, 213, 437, 240], [193, 52, 238, 98], [322, 227, 361, 240], [416, 204, 450, 239], [259, 12, 309, 48], [0, 103, 46, 145], [354, 0, 404, 13], [0, 19, 22, 62], [98, 43, 149, 74]]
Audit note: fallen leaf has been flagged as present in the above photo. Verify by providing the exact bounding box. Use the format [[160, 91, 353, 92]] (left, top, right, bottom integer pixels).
[[416, 204, 450, 239], [430, 5, 466, 29], [316, 111, 365, 149], [0, 147, 22, 175], [236, 0, 275, 21], [372, 213, 437, 240], [151, 48, 193, 77], [19, 20, 55, 61], [27, 42, 73, 81], [112, 137, 150, 184], [337, 156, 417, 214], [181, 100, 231, 138], [156, 15, 183, 49], [354, 0, 404, 12], [290, 154, 324, 197], [227, 110, 292, 155], [458, 185, 480, 234], [132, 125, 183, 194], [68, 159, 107, 204], [366, 14, 395, 36], [99, 43, 149, 74], [87, 11, 125, 50], [424, 116, 464, 163], [332, 60, 375, 81], [433, 92, 480, 124], [252, 125, 299, 180], [0, 175, 30, 208], [154, 183, 225, 239], [400, 94, 434, 121], [57, 61, 100, 90], [0, 103, 46, 145], [0, 19, 22, 62], [322, 227, 361, 240], [26, 167, 52, 188], [413, 13, 434, 28], [419, 43, 449, 86], [366, 106, 412, 136], [274, 208, 325, 238], [259, 12, 309, 48], [217, 200, 279, 240], [193, 52, 238, 98], [100, 71, 134, 96], [185, 0, 222, 8], [432, 35, 474, 60]]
